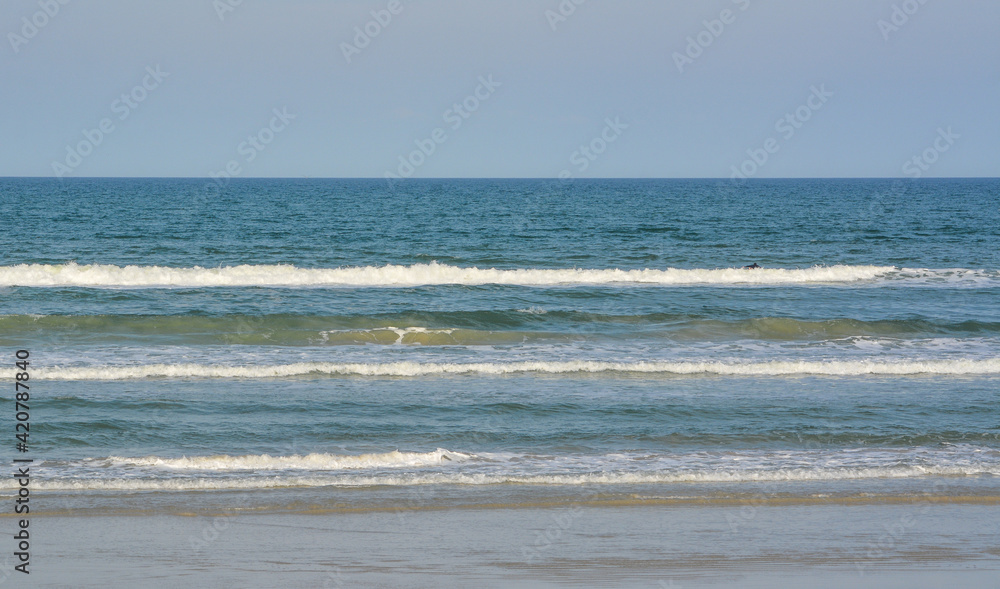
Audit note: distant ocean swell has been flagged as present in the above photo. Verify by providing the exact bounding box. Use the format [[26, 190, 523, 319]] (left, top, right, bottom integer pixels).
[[4, 262, 995, 287], [32, 358, 1000, 380]]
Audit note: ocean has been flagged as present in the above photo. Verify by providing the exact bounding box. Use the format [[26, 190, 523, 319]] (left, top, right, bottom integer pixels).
[[2, 177, 999, 548]]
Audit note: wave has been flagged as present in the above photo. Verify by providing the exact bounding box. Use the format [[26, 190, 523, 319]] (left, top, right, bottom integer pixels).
[[34, 358, 1000, 380], [314, 326, 562, 346], [15, 447, 999, 491], [5, 314, 1000, 345], [12, 464, 998, 492], [107, 449, 468, 471], [0, 314, 566, 346], [0, 262, 905, 287]]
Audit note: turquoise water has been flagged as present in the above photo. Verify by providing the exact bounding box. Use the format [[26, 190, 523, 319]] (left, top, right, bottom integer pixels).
[[1, 177, 998, 510]]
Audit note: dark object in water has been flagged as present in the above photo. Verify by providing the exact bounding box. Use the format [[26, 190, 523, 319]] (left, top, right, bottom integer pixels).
[[744, 263, 761, 269]]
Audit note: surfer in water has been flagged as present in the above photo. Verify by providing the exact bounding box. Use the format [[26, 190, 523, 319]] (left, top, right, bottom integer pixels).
[[744, 263, 761, 269]]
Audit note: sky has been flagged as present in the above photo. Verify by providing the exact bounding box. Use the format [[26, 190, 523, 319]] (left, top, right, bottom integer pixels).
[[2, 0, 998, 179]]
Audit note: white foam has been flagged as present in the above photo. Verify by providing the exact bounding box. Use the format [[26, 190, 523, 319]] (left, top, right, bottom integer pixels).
[[12, 464, 997, 492], [34, 358, 1000, 380], [317, 326, 457, 345], [893, 267, 1000, 286], [107, 449, 468, 471], [0, 262, 902, 287]]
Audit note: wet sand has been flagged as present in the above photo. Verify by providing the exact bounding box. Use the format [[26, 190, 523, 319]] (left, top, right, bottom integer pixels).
[[13, 501, 1000, 588]]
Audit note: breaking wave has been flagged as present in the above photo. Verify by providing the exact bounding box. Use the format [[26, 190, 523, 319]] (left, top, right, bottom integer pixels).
[[14, 464, 998, 492], [34, 358, 1000, 380], [0, 262, 907, 287]]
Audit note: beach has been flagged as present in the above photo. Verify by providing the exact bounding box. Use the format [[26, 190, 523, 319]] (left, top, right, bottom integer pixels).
[[4, 0, 999, 583], [1, 177, 998, 585], [23, 501, 1000, 588]]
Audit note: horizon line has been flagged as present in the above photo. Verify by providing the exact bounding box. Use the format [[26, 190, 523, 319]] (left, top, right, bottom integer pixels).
[[1, 176, 998, 181]]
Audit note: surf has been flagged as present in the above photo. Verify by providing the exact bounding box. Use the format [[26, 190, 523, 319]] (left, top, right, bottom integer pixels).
[[33, 358, 1000, 380], [0, 262, 904, 287], [13, 463, 998, 492]]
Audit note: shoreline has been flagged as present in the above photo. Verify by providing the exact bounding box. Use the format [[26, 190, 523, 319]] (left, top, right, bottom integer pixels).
[[19, 502, 1000, 588], [10, 491, 1000, 519]]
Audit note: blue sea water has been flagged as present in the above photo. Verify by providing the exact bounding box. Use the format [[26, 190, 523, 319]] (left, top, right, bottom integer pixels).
[[1, 177, 998, 512]]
